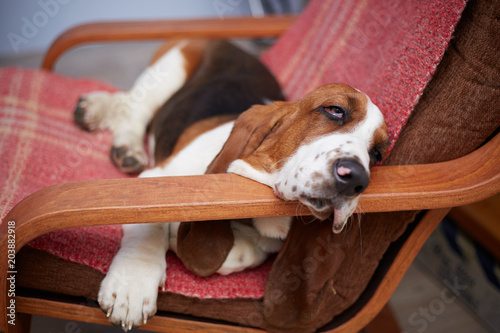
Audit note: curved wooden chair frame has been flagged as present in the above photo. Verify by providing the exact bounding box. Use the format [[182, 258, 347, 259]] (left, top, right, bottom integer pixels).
[[1, 16, 499, 333]]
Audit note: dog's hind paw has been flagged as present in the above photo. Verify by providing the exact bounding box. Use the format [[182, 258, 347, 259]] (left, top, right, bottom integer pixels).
[[110, 145, 148, 174], [74, 97, 93, 131], [73, 92, 114, 132]]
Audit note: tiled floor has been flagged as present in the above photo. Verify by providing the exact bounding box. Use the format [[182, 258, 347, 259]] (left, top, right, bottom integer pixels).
[[1, 43, 491, 333]]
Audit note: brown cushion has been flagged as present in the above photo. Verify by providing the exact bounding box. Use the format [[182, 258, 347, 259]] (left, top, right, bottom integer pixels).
[[17, 247, 257, 325]]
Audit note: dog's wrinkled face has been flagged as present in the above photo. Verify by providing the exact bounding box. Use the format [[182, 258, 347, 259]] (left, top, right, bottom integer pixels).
[[274, 85, 388, 232], [220, 84, 388, 233]]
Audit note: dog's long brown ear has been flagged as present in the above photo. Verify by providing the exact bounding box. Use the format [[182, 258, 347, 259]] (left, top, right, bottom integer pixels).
[[206, 101, 289, 174], [176, 102, 289, 277], [175, 220, 235, 277], [261, 217, 353, 330]]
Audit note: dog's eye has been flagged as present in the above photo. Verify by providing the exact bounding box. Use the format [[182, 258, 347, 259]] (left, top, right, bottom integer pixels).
[[369, 147, 383, 164], [319, 105, 348, 123]]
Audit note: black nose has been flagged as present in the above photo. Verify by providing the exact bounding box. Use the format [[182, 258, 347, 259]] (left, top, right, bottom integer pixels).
[[334, 158, 369, 196]]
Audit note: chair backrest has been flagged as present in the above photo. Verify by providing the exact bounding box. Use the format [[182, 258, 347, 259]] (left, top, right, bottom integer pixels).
[[262, 0, 467, 154]]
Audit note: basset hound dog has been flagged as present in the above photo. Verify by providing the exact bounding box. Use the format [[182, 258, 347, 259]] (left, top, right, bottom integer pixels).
[[75, 39, 388, 331]]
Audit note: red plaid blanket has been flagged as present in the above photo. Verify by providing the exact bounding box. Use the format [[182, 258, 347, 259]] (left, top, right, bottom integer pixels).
[[1, 0, 466, 300], [0, 68, 270, 299]]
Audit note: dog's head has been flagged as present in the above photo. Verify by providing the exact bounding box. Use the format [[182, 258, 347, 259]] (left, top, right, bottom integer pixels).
[[207, 83, 388, 233]]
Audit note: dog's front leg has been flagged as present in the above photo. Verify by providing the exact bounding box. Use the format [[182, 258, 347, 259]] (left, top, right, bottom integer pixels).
[[75, 41, 191, 173], [98, 223, 169, 331]]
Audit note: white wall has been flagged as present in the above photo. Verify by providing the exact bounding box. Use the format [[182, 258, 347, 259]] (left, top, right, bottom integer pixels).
[[0, 0, 254, 57]]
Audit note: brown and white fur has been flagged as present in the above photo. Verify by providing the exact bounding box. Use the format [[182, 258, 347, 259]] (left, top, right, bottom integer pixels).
[[75, 39, 388, 331]]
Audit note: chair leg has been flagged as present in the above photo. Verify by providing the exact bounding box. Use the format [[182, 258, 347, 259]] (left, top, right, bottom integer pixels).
[[362, 304, 400, 333]]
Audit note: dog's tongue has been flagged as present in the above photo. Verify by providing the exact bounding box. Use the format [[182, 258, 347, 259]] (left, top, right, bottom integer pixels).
[[308, 207, 349, 233], [332, 221, 345, 233], [332, 209, 349, 233]]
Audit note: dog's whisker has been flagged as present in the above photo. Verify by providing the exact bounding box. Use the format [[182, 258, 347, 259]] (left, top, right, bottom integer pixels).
[[270, 157, 290, 171], [353, 206, 365, 254], [296, 204, 308, 224], [358, 214, 363, 255], [344, 215, 354, 234]]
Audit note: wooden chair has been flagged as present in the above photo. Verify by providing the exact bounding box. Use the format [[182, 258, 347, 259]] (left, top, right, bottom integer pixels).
[[1, 0, 499, 332], [3, 138, 498, 332]]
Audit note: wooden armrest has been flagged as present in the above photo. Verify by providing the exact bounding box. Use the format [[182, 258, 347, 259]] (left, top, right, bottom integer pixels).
[[1, 134, 499, 330], [41, 16, 296, 71], [3, 133, 499, 250]]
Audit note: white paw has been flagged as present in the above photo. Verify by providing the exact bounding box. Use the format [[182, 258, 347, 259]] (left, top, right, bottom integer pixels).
[[98, 255, 166, 331], [110, 144, 148, 174], [74, 91, 118, 131], [253, 216, 291, 239]]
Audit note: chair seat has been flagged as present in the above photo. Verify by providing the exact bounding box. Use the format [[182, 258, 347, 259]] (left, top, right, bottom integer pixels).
[[0, 67, 126, 216], [0, 67, 273, 301], [15, 246, 263, 326], [27, 224, 273, 300]]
